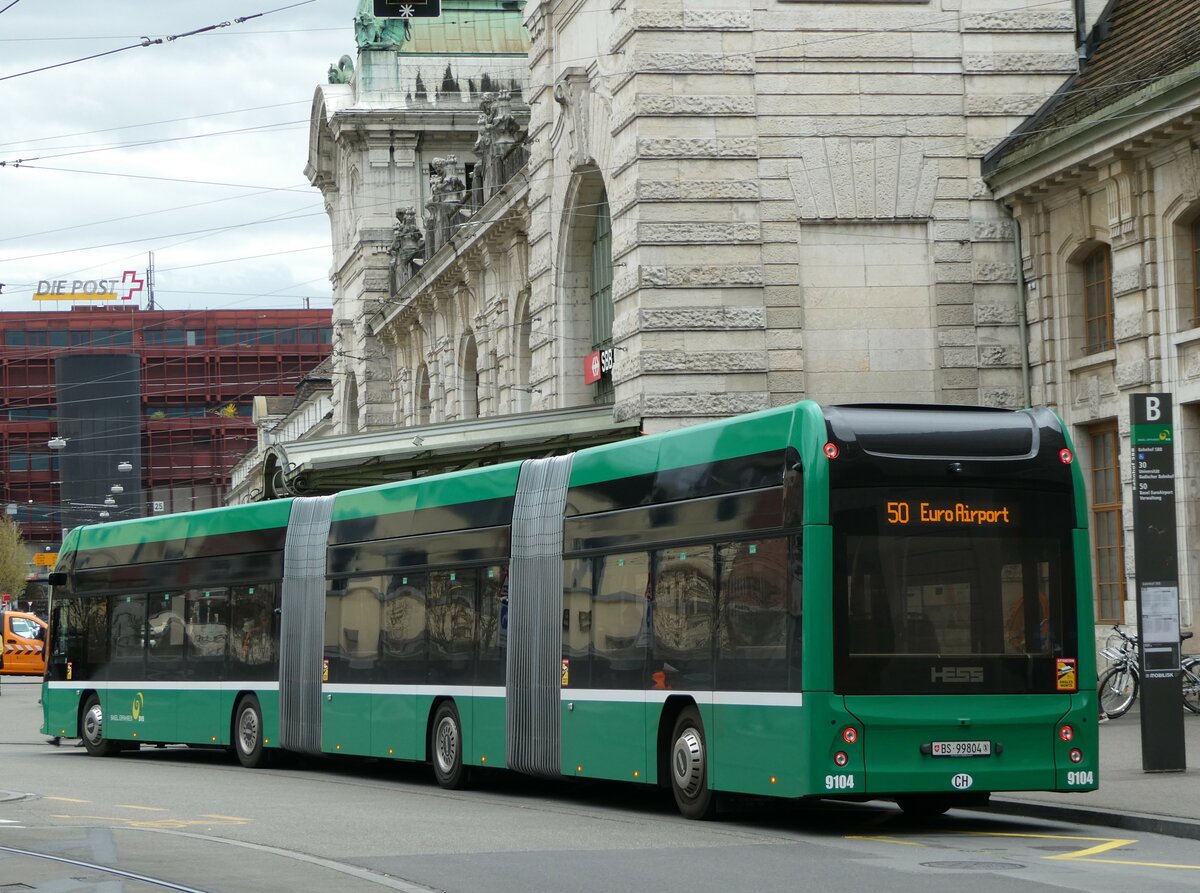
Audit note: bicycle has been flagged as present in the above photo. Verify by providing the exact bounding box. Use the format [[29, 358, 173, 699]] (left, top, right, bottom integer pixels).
[[1097, 625, 1200, 718]]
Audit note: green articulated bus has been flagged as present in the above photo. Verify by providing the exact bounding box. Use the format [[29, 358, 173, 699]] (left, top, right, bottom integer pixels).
[[42, 400, 1099, 818]]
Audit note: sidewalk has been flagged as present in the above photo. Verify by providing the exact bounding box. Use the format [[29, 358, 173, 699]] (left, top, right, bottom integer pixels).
[[985, 709, 1200, 839]]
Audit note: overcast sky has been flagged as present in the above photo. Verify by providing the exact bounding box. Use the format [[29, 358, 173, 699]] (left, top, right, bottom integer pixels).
[[0, 1, 359, 314]]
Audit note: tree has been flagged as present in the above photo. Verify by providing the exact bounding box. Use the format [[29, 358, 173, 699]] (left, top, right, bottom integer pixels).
[[0, 516, 28, 602]]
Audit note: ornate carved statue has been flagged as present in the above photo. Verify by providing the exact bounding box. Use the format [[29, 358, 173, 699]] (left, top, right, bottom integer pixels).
[[327, 55, 354, 85], [388, 207, 425, 291], [353, 0, 409, 49], [424, 156, 469, 253]]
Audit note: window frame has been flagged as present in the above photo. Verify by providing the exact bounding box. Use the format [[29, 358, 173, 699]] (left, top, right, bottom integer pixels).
[[1082, 245, 1113, 354], [1088, 421, 1126, 624]]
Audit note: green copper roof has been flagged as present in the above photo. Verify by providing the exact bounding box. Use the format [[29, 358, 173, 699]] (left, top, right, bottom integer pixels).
[[356, 1, 527, 55]]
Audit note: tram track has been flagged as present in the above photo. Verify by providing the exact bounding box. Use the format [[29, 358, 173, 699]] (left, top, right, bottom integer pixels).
[[0, 843, 215, 893]]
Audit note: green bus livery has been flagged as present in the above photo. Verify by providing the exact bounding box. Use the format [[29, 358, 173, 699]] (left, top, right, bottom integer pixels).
[[42, 401, 1098, 818]]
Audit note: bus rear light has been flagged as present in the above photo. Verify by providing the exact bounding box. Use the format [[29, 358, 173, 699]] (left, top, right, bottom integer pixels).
[[842, 727, 858, 744], [1059, 725, 1074, 742], [1069, 748, 1083, 764], [824, 442, 840, 459], [834, 751, 849, 767], [1059, 448, 1073, 464]]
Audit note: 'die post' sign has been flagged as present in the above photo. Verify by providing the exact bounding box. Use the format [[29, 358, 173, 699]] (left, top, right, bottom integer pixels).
[[1130, 393, 1185, 772]]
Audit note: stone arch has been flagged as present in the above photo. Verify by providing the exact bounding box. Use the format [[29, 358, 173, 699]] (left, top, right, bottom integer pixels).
[[415, 364, 431, 425], [556, 166, 611, 407], [1055, 232, 1112, 364], [460, 332, 479, 419], [1163, 195, 1200, 333], [513, 290, 532, 413], [343, 373, 360, 433]]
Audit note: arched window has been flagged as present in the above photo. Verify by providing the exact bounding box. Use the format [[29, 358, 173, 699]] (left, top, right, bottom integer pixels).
[[1191, 217, 1200, 326], [1082, 245, 1113, 354], [590, 195, 614, 404]]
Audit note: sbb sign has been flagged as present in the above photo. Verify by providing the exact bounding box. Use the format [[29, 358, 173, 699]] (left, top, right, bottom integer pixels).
[[583, 348, 615, 384], [35, 271, 145, 302]]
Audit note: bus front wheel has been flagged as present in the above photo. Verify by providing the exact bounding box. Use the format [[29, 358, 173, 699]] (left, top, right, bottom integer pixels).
[[80, 694, 118, 757], [234, 695, 268, 768], [431, 701, 469, 789], [669, 707, 715, 820]]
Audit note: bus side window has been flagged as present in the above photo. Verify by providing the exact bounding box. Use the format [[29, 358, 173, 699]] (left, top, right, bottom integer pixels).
[[562, 558, 593, 688], [477, 564, 507, 686], [717, 538, 789, 691]]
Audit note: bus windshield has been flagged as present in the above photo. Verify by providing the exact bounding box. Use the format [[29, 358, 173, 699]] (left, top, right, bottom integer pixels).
[[832, 486, 1078, 695]]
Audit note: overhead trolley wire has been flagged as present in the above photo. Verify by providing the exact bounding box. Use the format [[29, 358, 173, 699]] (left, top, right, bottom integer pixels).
[[0, 1, 317, 83]]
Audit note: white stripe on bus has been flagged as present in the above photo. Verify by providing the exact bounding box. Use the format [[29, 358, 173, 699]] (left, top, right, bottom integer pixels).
[[46, 681, 801, 707]]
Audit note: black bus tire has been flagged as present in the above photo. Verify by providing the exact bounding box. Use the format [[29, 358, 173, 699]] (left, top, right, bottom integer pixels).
[[669, 707, 716, 820], [233, 695, 268, 768], [430, 701, 469, 789], [80, 694, 119, 757]]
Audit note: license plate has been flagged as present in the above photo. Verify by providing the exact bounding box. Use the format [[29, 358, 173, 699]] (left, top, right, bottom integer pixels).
[[930, 740, 991, 757]]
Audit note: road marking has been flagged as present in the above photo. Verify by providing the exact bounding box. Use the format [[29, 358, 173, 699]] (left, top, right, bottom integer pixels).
[[964, 832, 1200, 871], [200, 814, 250, 821], [45, 796, 89, 803], [51, 813, 250, 830], [117, 805, 168, 812], [846, 835, 929, 847]]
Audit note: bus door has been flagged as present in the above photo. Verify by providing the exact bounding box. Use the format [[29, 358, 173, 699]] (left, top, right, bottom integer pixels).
[[1, 611, 48, 676]]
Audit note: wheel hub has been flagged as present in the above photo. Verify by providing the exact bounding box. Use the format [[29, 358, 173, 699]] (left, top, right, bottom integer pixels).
[[239, 708, 259, 754], [672, 728, 704, 797], [84, 704, 103, 745], [435, 716, 458, 773]]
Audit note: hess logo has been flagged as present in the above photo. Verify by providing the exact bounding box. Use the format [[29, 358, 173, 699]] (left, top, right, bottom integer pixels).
[[931, 666, 983, 683]]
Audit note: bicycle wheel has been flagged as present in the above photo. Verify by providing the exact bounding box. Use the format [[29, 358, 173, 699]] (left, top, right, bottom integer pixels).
[[1182, 659, 1200, 715], [1098, 665, 1138, 718]]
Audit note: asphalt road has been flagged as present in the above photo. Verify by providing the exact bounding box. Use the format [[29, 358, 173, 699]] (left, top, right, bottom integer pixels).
[[3, 677, 1200, 892]]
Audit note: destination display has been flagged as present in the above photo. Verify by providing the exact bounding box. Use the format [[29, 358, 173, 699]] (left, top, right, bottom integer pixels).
[[883, 499, 1016, 527]]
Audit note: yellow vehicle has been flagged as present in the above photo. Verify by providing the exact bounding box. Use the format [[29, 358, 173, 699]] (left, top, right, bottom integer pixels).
[[1, 610, 47, 676]]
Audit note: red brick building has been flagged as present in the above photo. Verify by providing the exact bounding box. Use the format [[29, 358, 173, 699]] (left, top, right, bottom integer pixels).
[[1, 306, 331, 545]]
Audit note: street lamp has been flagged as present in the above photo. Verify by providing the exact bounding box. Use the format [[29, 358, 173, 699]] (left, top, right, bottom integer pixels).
[[103, 496, 116, 506], [98, 511, 110, 519], [118, 461, 132, 472], [110, 485, 124, 494], [48, 436, 67, 450]]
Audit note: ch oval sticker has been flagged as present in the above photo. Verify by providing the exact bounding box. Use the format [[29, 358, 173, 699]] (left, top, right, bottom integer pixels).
[[951, 773, 974, 790]]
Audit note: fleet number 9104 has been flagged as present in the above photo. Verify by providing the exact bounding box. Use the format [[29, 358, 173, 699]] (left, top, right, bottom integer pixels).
[[1067, 770, 1094, 786], [825, 774, 855, 790]]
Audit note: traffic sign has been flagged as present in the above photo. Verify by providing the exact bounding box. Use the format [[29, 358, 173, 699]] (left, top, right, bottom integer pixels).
[[33, 552, 58, 567], [373, 1, 442, 18]]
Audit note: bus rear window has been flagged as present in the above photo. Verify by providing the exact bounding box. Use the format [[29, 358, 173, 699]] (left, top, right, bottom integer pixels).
[[832, 487, 1077, 695]]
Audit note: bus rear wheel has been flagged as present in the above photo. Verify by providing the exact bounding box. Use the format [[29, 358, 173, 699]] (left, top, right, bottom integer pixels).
[[431, 701, 469, 789], [234, 695, 268, 768], [669, 707, 715, 820], [80, 694, 118, 757]]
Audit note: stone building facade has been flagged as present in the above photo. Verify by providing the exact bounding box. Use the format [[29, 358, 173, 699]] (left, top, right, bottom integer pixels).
[[310, 1, 1102, 443], [238, 0, 1200, 644], [985, 0, 1200, 636]]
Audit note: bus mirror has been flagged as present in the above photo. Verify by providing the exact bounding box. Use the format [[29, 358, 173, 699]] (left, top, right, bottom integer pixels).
[[47, 572, 67, 586]]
